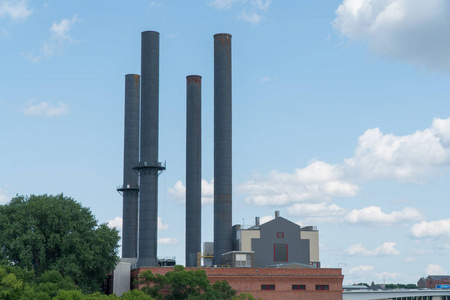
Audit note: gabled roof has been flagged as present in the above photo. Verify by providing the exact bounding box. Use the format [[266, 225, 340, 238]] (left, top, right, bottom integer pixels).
[[428, 275, 450, 280], [259, 216, 300, 229]]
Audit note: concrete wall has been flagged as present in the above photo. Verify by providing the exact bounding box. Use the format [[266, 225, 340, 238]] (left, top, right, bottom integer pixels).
[[113, 261, 131, 297], [240, 230, 260, 252], [300, 230, 319, 263]]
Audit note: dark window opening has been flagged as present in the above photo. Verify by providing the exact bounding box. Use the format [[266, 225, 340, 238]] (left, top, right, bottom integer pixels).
[[277, 232, 284, 238], [316, 285, 329, 290], [292, 285, 306, 290], [274, 244, 288, 262], [261, 285, 275, 290]]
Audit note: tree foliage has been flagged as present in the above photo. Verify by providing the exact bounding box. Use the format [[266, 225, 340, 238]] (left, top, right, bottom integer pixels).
[[0, 264, 153, 299], [385, 283, 418, 289], [0, 194, 120, 293], [138, 265, 259, 300]]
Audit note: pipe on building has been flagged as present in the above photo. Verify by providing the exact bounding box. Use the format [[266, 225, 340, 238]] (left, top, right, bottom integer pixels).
[[120, 74, 140, 258], [136, 30, 162, 267], [213, 33, 232, 265], [185, 75, 202, 267]]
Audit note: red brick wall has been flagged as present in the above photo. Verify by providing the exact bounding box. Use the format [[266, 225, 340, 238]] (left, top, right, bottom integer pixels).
[[132, 267, 343, 300], [426, 277, 450, 288]]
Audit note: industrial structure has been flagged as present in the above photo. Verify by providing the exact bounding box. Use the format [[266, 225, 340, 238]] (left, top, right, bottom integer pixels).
[[117, 74, 140, 259], [118, 31, 234, 267], [132, 267, 343, 300], [227, 211, 320, 268], [213, 33, 233, 265], [185, 75, 202, 267], [113, 30, 342, 299], [118, 31, 165, 267]]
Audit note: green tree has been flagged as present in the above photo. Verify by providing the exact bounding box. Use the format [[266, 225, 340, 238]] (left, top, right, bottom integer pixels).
[[0, 194, 120, 293], [139, 265, 239, 300]]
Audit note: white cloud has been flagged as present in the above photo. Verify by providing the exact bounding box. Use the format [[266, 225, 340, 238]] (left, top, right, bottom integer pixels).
[[426, 264, 447, 275], [344, 125, 450, 182], [252, 0, 271, 11], [22, 100, 69, 117], [345, 241, 400, 256], [411, 219, 450, 238], [240, 161, 359, 206], [209, 0, 239, 10], [168, 179, 214, 205], [348, 265, 374, 275], [0, 184, 14, 204], [209, 0, 271, 25], [50, 15, 77, 40], [403, 257, 416, 263], [23, 14, 78, 62], [345, 206, 422, 225], [107, 216, 123, 232], [168, 180, 185, 199], [239, 117, 450, 207], [0, 0, 32, 22], [288, 202, 346, 218], [333, 0, 450, 72], [201, 179, 214, 204], [158, 237, 178, 245], [239, 10, 262, 25], [261, 76, 271, 82], [158, 217, 169, 231], [260, 215, 274, 225]]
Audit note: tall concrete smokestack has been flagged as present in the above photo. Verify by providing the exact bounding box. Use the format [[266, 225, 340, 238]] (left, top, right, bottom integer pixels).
[[213, 33, 232, 265], [135, 31, 165, 267], [185, 75, 202, 267], [118, 74, 140, 258]]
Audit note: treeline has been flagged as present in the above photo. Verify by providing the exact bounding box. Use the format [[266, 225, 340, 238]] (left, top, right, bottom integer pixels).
[[354, 283, 418, 289], [384, 284, 418, 289], [0, 264, 258, 300], [0, 194, 258, 299]]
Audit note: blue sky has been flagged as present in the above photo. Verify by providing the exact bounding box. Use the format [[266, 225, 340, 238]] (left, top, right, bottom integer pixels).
[[2, 0, 450, 284]]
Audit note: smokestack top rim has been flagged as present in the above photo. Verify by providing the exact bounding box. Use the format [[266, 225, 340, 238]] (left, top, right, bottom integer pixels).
[[214, 33, 232, 38], [186, 75, 202, 79], [125, 74, 140, 77], [141, 30, 160, 35]]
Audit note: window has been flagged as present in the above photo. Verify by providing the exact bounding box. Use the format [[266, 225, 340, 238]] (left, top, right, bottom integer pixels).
[[315, 285, 329, 290], [261, 285, 275, 290], [292, 285, 306, 290], [235, 254, 251, 267], [277, 232, 284, 238], [274, 244, 288, 262]]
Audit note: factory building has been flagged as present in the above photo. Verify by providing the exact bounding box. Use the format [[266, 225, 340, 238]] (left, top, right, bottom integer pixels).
[[231, 211, 320, 268], [131, 267, 343, 300], [112, 30, 343, 298], [205, 211, 320, 268]]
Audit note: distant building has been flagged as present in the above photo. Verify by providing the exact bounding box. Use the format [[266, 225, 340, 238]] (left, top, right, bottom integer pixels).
[[418, 275, 450, 288], [229, 211, 320, 268]]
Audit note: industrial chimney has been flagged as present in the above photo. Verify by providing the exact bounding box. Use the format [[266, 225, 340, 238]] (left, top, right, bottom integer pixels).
[[118, 74, 140, 258], [185, 75, 202, 267], [213, 33, 232, 265], [135, 31, 165, 267]]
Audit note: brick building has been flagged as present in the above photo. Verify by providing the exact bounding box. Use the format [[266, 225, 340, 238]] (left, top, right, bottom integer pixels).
[[418, 275, 450, 288], [131, 267, 343, 300]]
